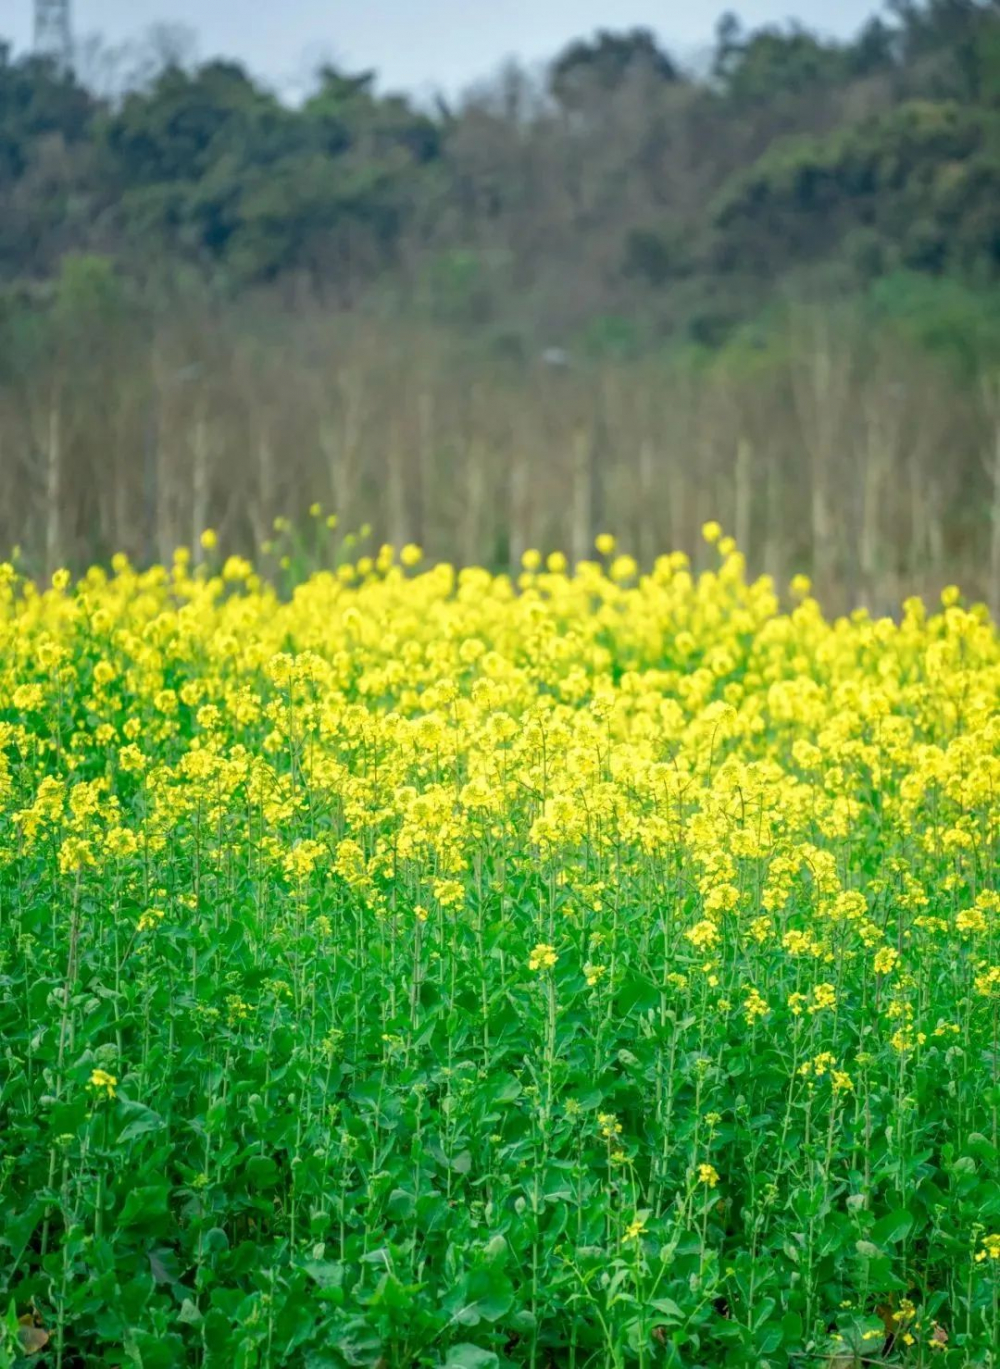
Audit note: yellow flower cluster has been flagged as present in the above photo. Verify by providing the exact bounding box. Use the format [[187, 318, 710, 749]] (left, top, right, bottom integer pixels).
[[528, 942, 558, 972], [88, 1068, 117, 1099], [0, 528, 998, 1284]]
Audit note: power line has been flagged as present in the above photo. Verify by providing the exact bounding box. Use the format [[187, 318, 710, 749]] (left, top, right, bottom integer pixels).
[[34, 0, 73, 71]]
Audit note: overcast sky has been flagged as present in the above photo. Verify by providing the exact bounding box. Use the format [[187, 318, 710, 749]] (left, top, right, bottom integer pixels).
[[7, 0, 883, 96]]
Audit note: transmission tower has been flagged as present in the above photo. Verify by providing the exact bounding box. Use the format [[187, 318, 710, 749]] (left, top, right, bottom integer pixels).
[[34, 0, 73, 70]]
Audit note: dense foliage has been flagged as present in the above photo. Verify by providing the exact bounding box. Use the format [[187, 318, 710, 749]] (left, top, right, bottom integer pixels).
[[1, 1, 1000, 342], [1, 527, 999, 1366]]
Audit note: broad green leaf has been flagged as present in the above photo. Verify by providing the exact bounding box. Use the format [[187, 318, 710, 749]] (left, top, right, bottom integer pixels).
[[443, 1346, 499, 1369], [871, 1209, 914, 1246]]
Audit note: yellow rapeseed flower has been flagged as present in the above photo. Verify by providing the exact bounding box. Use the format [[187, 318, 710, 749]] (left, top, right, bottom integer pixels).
[[598, 1112, 622, 1140], [528, 942, 557, 972], [873, 947, 899, 975], [743, 987, 769, 1023], [89, 1068, 117, 1099]]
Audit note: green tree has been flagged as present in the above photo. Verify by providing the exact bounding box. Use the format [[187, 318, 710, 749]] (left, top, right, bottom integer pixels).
[[550, 28, 679, 107], [712, 100, 1000, 281], [0, 54, 94, 181], [713, 18, 852, 102]]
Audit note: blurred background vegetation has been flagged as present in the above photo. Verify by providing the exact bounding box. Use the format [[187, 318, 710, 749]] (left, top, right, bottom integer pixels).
[[2, 0, 1000, 611]]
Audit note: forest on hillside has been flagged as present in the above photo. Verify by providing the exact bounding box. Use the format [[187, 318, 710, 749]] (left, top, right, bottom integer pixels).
[[2, 0, 1000, 608]]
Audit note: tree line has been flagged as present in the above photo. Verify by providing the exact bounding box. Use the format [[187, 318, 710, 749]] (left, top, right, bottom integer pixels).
[[1, 0, 1000, 608]]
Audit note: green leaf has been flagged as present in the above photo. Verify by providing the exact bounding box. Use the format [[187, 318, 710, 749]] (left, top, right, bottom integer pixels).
[[752, 1296, 777, 1331], [481, 1235, 507, 1264], [202, 1227, 230, 1254], [755, 1322, 784, 1356], [118, 1185, 170, 1230], [124, 1329, 185, 1368], [304, 1260, 344, 1290], [123, 1328, 145, 1368], [368, 1272, 414, 1312], [782, 1310, 803, 1344], [117, 1101, 166, 1144], [871, 1209, 914, 1246], [147, 1249, 178, 1285], [651, 1297, 683, 1322], [246, 1155, 280, 1190], [468, 1269, 513, 1324], [443, 1346, 499, 1369], [334, 1318, 384, 1367], [386, 1188, 416, 1220], [0, 1202, 44, 1266]]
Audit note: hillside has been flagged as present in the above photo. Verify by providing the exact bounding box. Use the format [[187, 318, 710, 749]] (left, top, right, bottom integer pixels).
[[1, 2, 999, 345]]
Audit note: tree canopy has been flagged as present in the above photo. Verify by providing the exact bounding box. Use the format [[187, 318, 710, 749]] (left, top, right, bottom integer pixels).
[[1, 1, 999, 347]]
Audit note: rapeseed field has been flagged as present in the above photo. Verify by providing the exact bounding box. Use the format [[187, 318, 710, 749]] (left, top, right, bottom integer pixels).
[[1, 526, 999, 1368]]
